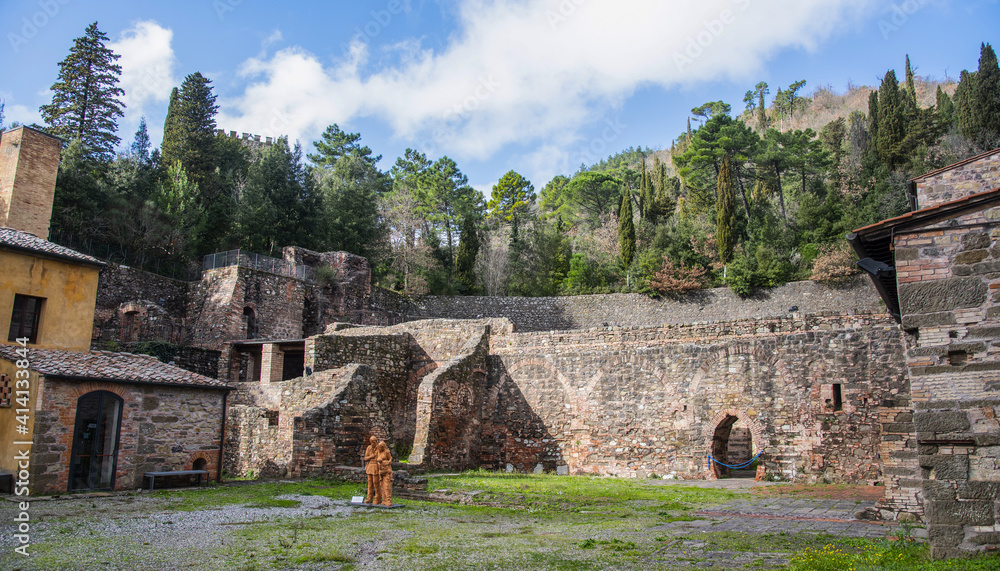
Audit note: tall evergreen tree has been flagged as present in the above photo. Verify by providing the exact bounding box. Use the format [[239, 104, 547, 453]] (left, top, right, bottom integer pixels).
[[160, 72, 219, 188], [876, 70, 907, 167], [756, 81, 769, 132], [309, 124, 381, 169], [40, 22, 125, 161], [936, 85, 955, 128], [618, 188, 635, 269], [487, 170, 536, 233], [454, 215, 480, 294], [130, 117, 152, 165], [903, 55, 918, 116], [716, 155, 736, 265]]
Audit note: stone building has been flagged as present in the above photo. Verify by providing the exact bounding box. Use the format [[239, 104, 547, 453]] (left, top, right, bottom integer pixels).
[[850, 146, 1000, 558], [0, 125, 230, 494]]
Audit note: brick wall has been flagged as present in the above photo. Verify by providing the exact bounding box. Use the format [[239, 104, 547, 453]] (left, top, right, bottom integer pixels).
[[0, 127, 61, 239], [30, 377, 225, 493]]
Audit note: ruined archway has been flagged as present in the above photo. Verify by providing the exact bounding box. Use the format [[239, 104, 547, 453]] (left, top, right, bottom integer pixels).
[[704, 408, 764, 479]]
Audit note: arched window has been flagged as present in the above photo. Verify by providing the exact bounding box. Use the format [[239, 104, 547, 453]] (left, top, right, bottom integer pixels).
[[69, 391, 123, 491]]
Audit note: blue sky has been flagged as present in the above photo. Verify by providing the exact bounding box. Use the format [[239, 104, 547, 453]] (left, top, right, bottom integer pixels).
[[1, 0, 997, 193]]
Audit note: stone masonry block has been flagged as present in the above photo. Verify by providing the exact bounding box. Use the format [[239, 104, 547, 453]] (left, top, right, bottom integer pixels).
[[898, 277, 987, 314], [915, 411, 972, 434], [919, 454, 969, 480]]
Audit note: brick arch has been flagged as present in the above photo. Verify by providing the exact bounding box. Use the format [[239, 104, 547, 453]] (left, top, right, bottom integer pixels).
[[688, 344, 791, 396], [703, 407, 766, 478], [68, 382, 128, 399]]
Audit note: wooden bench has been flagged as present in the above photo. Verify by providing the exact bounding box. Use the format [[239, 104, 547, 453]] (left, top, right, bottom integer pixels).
[[142, 469, 209, 491]]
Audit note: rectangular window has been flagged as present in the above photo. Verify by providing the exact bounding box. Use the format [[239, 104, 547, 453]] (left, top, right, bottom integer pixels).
[[832, 383, 843, 412], [8, 294, 44, 344]]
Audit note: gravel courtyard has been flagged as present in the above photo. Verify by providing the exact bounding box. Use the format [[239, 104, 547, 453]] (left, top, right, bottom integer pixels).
[[0, 475, 992, 570]]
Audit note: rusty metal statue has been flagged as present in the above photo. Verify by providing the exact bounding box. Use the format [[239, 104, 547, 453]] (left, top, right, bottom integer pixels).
[[363, 435, 382, 505]]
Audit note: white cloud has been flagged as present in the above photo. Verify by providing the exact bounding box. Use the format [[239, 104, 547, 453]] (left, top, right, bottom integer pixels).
[[108, 21, 178, 143], [218, 0, 877, 168]]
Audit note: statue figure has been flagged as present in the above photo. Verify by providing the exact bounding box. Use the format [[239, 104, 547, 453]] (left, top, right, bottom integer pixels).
[[376, 440, 393, 506], [363, 435, 382, 505]]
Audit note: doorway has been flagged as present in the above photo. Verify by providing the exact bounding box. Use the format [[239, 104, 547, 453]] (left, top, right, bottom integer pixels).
[[69, 391, 123, 491], [710, 414, 755, 478]]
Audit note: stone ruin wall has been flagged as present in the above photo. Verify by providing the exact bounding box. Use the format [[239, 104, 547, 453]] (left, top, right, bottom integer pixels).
[[224, 364, 391, 479], [410, 275, 880, 331], [482, 313, 909, 483]]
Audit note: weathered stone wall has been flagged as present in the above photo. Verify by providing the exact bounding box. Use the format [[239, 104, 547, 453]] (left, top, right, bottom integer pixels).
[[913, 149, 1000, 210], [411, 276, 882, 332], [891, 207, 1000, 556], [917, 400, 1000, 559], [409, 324, 490, 470], [30, 378, 225, 493], [308, 331, 417, 448], [224, 365, 390, 478], [187, 266, 307, 349], [481, 313, 907, 482]]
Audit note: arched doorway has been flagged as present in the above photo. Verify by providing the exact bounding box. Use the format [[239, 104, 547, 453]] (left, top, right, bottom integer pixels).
[[69, 391, 123, 491], [706, 409, 763, 479]]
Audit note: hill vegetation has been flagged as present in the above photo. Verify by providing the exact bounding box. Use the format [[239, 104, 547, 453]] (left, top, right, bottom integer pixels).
[[10, 22, 1000, 297]]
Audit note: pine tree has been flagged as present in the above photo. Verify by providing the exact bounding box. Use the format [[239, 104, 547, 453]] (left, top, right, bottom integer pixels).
[[716, 155, 736, 265], [40, 22, 125, 161], [308, 124, 381, 168], [160, 73, 219, 189], [876, 70, 907, 167], [487, 170, 535, 233], [130, 117, 152, 165], [618, 189, 635, 269], [756, 81, 769, 132]]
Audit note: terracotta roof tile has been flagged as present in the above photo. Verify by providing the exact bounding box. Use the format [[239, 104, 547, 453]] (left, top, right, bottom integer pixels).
[[0, 227, 103, 266], [0, 345, 229, 390]]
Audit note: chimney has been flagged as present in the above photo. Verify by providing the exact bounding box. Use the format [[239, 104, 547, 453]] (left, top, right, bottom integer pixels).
[[0, 127, 63, 238]]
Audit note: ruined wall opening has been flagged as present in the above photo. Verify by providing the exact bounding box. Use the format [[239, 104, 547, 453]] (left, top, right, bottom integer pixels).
[[707, 410, 761, 479]]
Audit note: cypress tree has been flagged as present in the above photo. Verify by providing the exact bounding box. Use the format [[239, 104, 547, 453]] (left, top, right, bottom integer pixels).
[[903, 55, 918, 116], [161, 87, 181, 162], [973, 43, 1000, 147], [455, 215, 480, 294], [716, 155, 736, 265], [954, 69, 977, 141], [40, 22, 125, 162], [876, 70, 907, 167], [936, 85, 955, 128], [756, 81, 769, 132], [618, 189, 635, 268]]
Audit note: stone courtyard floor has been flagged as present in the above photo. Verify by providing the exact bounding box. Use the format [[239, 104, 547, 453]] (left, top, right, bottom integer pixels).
[[1, 475, 995, 570]]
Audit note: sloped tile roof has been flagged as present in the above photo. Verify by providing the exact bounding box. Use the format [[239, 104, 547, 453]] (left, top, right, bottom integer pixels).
[[909, 146, 1000, 181], [0, 345, 229, 390], [0, 227, 104, 266]]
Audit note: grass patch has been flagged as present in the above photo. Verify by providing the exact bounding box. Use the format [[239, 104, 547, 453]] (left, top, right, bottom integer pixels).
[[787, 539, 1000, 570], [153, 479, 361, 511], [244, 498, 302, 509]]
